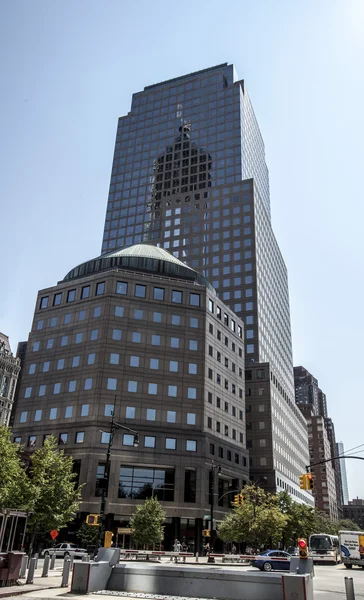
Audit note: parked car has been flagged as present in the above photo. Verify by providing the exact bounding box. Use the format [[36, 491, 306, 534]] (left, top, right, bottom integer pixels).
[[41, 543, 87, 558], [251, 550, 291, 572], [287, 546, 299, 556]]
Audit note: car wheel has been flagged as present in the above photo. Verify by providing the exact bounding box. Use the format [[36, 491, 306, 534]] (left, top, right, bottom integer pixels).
[[263, 561, 273, 572], [345, 564, 352, 569], [44, 551, 49, 557]]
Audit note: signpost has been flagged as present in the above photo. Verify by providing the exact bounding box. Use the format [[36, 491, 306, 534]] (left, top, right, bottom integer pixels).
[[50, 530, 59, 540]]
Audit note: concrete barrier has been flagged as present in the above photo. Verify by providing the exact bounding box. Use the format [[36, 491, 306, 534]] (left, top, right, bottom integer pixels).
[[108, 564, 313, 600]]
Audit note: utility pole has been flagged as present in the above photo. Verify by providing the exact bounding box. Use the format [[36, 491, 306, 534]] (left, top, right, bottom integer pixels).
[[208, 461, 221, 562]]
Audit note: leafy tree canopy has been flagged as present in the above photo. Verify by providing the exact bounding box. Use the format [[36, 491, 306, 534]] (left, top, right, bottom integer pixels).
[[130, 497, 165, 547]]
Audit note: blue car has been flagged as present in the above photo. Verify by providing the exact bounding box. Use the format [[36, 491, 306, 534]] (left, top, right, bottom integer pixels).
[[251, 550, 291, 572]]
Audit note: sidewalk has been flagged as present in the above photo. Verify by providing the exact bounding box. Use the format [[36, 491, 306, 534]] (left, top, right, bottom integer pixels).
[[0, 566, 71, 599]]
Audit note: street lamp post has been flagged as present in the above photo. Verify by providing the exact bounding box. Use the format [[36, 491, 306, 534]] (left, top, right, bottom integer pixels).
[[97, 410, 139, 548], [208, 460, 221, 561]]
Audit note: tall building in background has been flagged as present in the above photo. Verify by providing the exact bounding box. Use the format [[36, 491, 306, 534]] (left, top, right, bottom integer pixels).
[[294, 366, 319, 415], [101, 63, 312, 504], [0, 333, 21, 426], [336, 441, 349, 505], [343, 499, 364, 529]]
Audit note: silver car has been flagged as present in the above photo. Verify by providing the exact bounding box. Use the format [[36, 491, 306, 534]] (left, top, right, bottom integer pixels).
[[42, 542, 87, 558]]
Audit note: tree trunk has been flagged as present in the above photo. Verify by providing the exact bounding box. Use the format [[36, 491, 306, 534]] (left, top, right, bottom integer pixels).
[[28, 531, 37, 558]]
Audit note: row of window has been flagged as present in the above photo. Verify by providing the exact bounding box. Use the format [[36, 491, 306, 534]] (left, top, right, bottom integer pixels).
[[18, 406, 199, 424], [207, 300, 242, 338], [209, 442, 247, 466], [206, 418, 243, 442], [207, 392, 244, 419], [40, 283, 202, 310], [207, 345, 243, 377], [31, 333, 201, 352], [15, 432, 198, 452], [207, 370, 243, 397], [208, 324, 244, 355]]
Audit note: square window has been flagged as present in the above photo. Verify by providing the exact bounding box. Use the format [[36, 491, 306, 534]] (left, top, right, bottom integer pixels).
[[101, 432, 111, 444], [144, 436, 155, 448], [168, 385, 177, 397], [188, 363, 197, 374], [34, 409, 42, 421], [33, 341, 40, 351], [115, 306, 124, 317], [167, 411, 176, 423], [81, 286, 90, 299], [20, 411, 27, 423], [53, 292, 62, 306], [189, 293, 200, 306], [25, 386, 32, 398], [148, 383, 158, 395], [130, 355, 139, 367], [81, 404, 89, 417], [132, 332, 141, 343], [166, 438, 176, 450], [67, 290, 76, 303], [128, 380, 137, 392], [94, 307, 101, 318], [71, 356, 79, 368], [112, 329, 122, 340], [169, 361, 178, 372], [36, 320, 44, 330], [170, 337, 180, 348], [64, 314, 71, 324], [126, 406, 135, 419], [104, 404, 114, 416], [43, 361, 50, 372], [79, 310, 86, 321], [65, 406, 73, 418], [69, 380, 76, 392], [75, 333, 83, 344], [188, 387, 197, 399], [171, 315, 181, 325], [88, 353, 96, 365], [75, 432, 84, 443], [247, 344, 254, 353], [90, 329, 98, 341], [59, 433, 68, 445], [186, 440, 197, 452], [146, 408, 156, 421], [123, 434, 135, 446], [152, 334, 160, 346], [53, 383, 61, 394], [150, 358, 159, 370], [153, 287, 165, 300], [49, 408, 57, 420], [96, 282, 105, 295], [187, 413, 196, 425], [107, 378, 117, 390], [134, 309, 143, 320], [39, 385, 46, 396], [84, 378, 92, 390], [190, 317, 198, 328], [29, 364, 36, 374], [135, 284, 146, 298], [40, 296, 49, 309], [189, 340, 197, 351], [153, 312, 162, 323], [61, 336, 68, 347], [116, 281, 128, 295], [172, 290, 183, 303]]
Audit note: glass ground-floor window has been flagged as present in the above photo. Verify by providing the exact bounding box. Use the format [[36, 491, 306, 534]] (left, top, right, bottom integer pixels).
[[119, 465, 175, 501]]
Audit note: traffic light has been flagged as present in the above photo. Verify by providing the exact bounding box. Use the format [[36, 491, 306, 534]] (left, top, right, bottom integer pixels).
[[86, 514, 100, 526], [306, 473, 313, 490], [299, 474, 307, 490], [232, 493, 243, 507], [104, 531, 114, 548], [297, 538, 308, 559], [202, 529, 211, 537]]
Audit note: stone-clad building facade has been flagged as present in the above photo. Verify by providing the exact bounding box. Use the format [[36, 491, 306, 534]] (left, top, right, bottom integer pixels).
[[0, 333, 20, 426], [11, 244, 248, 551]]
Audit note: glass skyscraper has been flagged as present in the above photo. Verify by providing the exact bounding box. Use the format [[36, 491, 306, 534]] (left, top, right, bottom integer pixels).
[[101, 63, 313, 503]]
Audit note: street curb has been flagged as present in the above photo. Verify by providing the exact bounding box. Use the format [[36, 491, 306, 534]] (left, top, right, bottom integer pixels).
[[0, 584, 64, 598]]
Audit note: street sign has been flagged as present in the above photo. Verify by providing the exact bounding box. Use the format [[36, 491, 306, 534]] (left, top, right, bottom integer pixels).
[[50, 530, 59, 540]]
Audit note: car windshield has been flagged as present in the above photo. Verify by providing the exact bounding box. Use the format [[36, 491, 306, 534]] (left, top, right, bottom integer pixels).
[[310, 536, 332, 550], [69, 544, 78, 548]]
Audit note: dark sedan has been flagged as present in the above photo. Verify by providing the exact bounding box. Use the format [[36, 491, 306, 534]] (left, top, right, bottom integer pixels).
[[251, 550, 291, 572]]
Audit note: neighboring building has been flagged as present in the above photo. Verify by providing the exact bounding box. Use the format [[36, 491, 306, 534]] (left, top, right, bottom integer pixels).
[[101, 63, 312, 504], [294, 366, 319, 415], [9, 341, 28, 426], [11, 244, 249, 552], [325, 418, 343, 519], [299, 404, 338, 519], [336, 441, 349, 505], [343, 499, 364, 530], [0, 333, 21, 426]]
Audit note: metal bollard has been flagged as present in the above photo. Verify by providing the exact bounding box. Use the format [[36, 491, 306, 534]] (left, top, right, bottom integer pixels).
[[195, 552, 199, 563], [344, 577, 355, 600], [42, 554, 50, 577], [50, 552, 56, 569], [69, 555, 74, 571], [19, 555, 28, 578], [61, 558, 71, 587], [82, 554, 90, 562], [26, 557, 36, 584], [34, 552, 39, 569]]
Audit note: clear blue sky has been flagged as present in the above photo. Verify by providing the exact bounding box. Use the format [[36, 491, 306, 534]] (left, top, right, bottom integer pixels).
[[1, 0, 363, 500]]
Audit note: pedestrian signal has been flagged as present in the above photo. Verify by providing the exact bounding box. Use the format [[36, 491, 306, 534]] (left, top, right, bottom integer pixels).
[[86, 514, 100, 526], [298, 538, 308, 559]]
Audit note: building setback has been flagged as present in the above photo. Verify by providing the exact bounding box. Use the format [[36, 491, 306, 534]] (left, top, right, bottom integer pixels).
[[0, 333, 20, 426], [11, 244, 249, 552], [101, 63, 312, 504]]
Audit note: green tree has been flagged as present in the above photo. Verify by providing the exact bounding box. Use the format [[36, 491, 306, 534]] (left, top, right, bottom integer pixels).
[[27, 436, 83, 553], [277, 491, 317, 544], [130, 497, 165, 548], [332, 519, 361, 535], [0, 426, 30, 509], [77, 522, 102, 548]]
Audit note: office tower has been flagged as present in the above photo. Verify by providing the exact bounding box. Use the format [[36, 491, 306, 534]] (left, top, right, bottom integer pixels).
[[11, 244, 248, 552], [0, 333, 20, 426], [318, 389, 328, 418], [101, 63, 312, 504], [325, 418, 343, 518], [294, 366, 319, 415], [336, 441, 349, 505], [299, 405, 339, 519]]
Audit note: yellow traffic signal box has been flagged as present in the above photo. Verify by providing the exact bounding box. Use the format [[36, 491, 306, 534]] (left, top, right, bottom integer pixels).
[[104, 531, 114, 548], [86, 514, 100, 526], [298, 538, 308, 559]]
